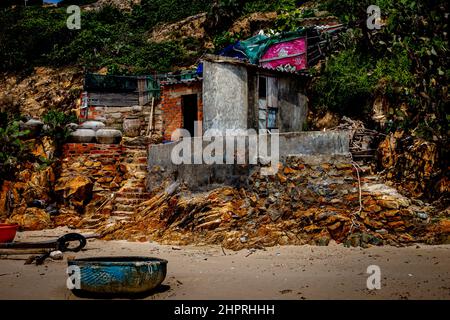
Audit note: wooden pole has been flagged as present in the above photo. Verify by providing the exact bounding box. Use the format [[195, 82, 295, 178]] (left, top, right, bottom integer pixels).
[[0, 249, 51, 256], [147, 97, 155, 136]]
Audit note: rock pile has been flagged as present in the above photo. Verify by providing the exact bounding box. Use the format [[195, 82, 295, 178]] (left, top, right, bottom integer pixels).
[[99, 156, 448, 249]]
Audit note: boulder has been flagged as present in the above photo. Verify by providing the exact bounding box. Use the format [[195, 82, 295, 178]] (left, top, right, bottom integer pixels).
[[7, 207, 51, 230], [52, 208, 82, 228], [32, 136, 56, 160], [55, 176, 93, 210]]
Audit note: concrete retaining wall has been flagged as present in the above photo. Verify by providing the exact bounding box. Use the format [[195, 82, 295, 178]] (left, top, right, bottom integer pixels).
[[147, 131, 350, 190]]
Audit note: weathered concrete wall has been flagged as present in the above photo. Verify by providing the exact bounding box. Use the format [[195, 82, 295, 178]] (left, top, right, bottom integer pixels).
[[203, 61, 248, 132], [277, 77, 308, 132], [205, 65, 308, 133], [147, 131, 350, 190], [278, 131, 349, 157]]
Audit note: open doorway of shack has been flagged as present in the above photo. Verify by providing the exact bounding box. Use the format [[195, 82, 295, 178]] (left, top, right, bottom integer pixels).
[[182, 94, 198, 137]]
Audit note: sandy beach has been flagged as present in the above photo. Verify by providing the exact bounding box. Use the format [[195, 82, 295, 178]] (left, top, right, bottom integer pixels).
[[0, 227, 448, 300]]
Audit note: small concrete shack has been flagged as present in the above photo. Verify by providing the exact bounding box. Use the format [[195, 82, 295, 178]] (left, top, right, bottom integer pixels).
[[159, 55, 311, 141], [202, 54, 309, 134]]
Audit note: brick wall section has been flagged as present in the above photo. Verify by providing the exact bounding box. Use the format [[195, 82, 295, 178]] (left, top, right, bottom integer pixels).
[[60, 143, 152, 218], [63, 143, 123, 157], [161, 80, 203, 141], [61, 143, 126, 198]]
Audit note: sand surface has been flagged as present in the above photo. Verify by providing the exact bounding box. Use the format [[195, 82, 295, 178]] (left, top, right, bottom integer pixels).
[[0, 227, 449, 300]]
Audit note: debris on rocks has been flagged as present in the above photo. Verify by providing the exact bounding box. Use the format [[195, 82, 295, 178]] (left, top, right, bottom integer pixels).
[[331, 116, 382, 160]]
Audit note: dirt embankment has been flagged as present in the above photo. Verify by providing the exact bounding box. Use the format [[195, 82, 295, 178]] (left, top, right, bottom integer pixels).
[[148, 11, 280, 50]]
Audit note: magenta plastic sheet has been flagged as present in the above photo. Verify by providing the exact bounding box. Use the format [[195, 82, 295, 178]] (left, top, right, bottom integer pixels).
[[260, 38, 307, 71]]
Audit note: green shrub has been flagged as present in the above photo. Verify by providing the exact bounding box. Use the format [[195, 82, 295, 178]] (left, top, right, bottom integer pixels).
[[274, 7, 316, 32], [212, 31, 244, 49], [42, 110, 78, 154], [312, 49, 376, 117], [0, 121, 34, 183], [0, 3, 207, 73]]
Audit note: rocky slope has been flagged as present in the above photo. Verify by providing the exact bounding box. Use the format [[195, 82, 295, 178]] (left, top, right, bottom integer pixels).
[[0, 67, 83, 118]]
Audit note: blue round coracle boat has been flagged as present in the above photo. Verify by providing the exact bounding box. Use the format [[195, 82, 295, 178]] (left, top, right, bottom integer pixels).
[[68, 256, 168, 295]]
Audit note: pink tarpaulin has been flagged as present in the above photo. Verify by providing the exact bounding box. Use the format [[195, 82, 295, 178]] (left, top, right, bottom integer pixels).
[[260, 38, 307, 71]]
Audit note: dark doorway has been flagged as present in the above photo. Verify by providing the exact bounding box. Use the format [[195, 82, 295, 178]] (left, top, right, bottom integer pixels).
[[182, 94, 198, 137]]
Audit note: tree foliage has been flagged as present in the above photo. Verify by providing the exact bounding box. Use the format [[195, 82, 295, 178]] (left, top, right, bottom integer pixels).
[[314, 0, 448, 139], [0, 3, 208, 74]]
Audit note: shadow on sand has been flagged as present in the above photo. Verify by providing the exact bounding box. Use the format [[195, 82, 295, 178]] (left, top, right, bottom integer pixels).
[[70, 284, 171, 299]]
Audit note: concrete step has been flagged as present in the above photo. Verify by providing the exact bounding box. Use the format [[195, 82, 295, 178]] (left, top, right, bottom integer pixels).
[[130, 172, 147, 179], [126, 152, 147, 156], [136, 157, 148, 164], [124, 159, 147, 165], [124, 145, 147, 150], [125, 164, 148, 170], [114, 203, 137, 212], [121, 182, 147, 188], [112, 210, 135, 217], [82, 219, 103, 228], [121, 185, 147, 191], [124, 171, 147, 176], [114, 197, 146, 205], [119, 187, 148, 193]]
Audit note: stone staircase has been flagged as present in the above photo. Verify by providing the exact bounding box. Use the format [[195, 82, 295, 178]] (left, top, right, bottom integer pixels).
[[111, 146, 152, 220]]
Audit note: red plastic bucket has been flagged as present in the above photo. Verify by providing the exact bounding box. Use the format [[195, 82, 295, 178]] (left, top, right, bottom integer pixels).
[[0, 223, 19, 243]]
